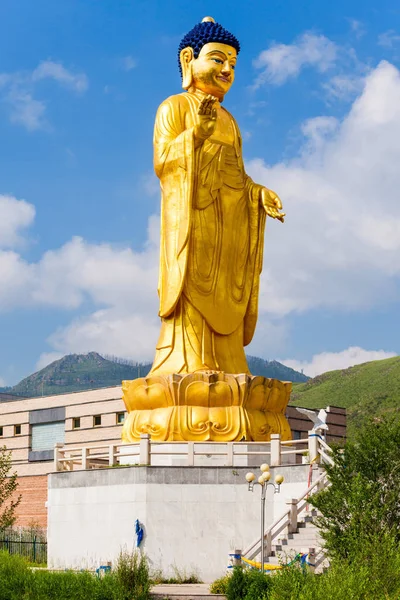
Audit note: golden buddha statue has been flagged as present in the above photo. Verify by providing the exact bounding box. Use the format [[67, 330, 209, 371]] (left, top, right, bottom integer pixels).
[[122, 17, 292, 443]]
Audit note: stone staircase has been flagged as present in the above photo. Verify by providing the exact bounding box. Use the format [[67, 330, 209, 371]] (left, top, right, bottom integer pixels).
[[265, 509, 327, 572], [242, 461, 333, 573]]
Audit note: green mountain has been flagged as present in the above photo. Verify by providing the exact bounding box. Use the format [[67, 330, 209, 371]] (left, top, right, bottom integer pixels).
[[11, 353, 151, 398], [8, 352, 308, 398], [290, 356, 400, 432], [246, 355, 308, 382]]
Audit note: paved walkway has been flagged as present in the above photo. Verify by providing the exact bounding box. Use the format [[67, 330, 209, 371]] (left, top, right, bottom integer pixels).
[[151, 583, 226, 599]]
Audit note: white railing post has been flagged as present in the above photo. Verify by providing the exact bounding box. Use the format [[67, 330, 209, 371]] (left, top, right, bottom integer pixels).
[[108, 445, 117, 466], [82, 447, 89, 470], [308, 434, 319, 463], [232, 548, 242, 567], [307, 547, 316, 573], [139, 434, 150, 465], [286, 498, 298, 533], [54, 443, 63, 472], [270, 434, 281, 466], [226, 443, 234, 466], [317, 473, 326, 491], [265, 530, 272, 556], [187, 442, 194, 466]]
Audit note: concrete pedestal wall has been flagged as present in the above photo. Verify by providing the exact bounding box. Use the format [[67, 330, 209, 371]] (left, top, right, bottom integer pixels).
[[48, 464, 310, 582]]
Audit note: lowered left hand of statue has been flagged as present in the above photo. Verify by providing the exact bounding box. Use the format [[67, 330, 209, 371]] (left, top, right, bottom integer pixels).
[[260, 187, 285, 222]]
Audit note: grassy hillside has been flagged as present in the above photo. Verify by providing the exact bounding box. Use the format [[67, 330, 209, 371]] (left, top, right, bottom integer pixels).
[[290, 356, 400, 432], [9, 352, 308, 398]]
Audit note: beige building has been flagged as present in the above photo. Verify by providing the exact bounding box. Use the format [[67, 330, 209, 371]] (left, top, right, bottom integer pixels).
[[0, 386, 346, 527], [0, 387, 125, 526], [0, 387, 125, 478]]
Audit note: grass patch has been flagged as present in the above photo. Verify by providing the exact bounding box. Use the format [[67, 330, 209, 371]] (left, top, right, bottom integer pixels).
[[0, 549, 151, 600]]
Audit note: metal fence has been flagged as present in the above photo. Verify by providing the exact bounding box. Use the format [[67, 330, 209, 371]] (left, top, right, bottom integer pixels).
[[0, 529, 47, 564]]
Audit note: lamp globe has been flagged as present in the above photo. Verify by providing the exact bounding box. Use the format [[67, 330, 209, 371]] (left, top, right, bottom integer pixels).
[[275, 474, 284, 485], [260, 463, 270, 473], [245, 472, 256, 483]]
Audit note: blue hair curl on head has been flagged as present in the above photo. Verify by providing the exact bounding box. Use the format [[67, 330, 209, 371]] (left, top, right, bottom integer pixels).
[[178, 20, 240, 76]]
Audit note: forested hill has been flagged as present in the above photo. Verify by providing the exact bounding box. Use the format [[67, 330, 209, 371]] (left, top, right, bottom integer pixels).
[[7, 352, 308, 398]]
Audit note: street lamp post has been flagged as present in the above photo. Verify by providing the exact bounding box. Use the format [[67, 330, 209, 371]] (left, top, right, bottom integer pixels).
[[246, 464, 284, 572]]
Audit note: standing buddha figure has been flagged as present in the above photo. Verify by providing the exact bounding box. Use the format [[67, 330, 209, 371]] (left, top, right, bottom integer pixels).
[[122, 17, 291, 442], [149, 17, 285, 377]]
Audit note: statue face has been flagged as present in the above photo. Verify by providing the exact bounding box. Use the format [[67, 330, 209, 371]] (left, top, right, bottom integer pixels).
[[191, 42, 237, 99]]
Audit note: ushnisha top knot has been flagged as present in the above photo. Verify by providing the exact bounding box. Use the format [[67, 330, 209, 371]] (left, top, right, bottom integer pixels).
[[178, 18, 240, 76]]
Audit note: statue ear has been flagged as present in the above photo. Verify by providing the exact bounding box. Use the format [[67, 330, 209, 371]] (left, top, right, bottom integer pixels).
[[180, 47, 194, 90]]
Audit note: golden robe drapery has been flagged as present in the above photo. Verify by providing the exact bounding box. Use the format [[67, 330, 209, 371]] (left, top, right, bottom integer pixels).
[[150, 90, 266, 375]]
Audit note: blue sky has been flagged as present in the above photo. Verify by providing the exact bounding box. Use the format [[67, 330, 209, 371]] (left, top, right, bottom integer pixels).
[[1, 0, 400, 385]]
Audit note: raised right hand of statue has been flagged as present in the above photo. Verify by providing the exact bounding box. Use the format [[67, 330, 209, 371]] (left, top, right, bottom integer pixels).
[[194, 95, 218, 141]]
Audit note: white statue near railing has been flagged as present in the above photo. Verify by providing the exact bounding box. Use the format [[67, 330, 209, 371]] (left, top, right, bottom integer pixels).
[[295, 408, 329, 437]]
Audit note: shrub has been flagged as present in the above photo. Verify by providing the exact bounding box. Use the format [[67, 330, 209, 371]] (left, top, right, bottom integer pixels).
[[0, 549, 152, 600], [225, 567, 272, 600], [0, 447, 21, 531], [210, 573, 230, 594], [155, 564, 202, 584], [0, 551, 32, 600], [243, 569, 273, 600], [113, 550, 151, 600], [310, 417, 400, 561], [226, 566, 247, 600], [29, 570, 100, 600], [268, 564, 312, 600]]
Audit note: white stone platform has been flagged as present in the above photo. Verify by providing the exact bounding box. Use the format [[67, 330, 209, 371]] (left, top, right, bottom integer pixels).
[[47, 463, 310, 582]]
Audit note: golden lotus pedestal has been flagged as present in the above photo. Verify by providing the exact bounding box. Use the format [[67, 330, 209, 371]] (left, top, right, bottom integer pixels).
[[121, 372, 292, 442]]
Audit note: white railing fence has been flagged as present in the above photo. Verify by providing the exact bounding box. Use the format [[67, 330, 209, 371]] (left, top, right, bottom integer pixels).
[[54, 432, 333, 472]]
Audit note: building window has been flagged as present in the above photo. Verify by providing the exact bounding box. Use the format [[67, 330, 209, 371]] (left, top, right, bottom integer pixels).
[[14, 425, 21, 436], [0, 426, 3, 437], [293, 430, 302, 440], [93, 415, 102, 427], [31, 421, 65, 451], [73, 417, 81, 429], [116, 412, 125, 425]]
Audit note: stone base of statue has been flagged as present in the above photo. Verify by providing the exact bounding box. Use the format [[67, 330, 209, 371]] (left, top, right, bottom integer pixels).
[[121, 372, 292, 443]]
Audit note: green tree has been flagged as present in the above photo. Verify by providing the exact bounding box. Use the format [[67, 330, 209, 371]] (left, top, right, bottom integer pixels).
[[0, 446, 21, 531], [310, 417, 400, 561]]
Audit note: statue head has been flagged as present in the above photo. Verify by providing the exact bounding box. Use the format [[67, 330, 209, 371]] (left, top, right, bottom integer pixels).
[[178, 17, 241, 100]]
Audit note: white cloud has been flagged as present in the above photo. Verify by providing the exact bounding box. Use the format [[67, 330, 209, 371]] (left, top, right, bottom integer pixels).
[[280, 347, 397, 377], [349, 19, 366, 40], [47, 309, 160, 363], [253, 33, 338, 87], [378, 30, 400, 48], [323, 73, 366, 102], [32, 61, 88, 93], [247, 60, 400, 317], [0, 61, 88, 130], [0, 376, 5, 387], [4, 61, 400, 366], [141, 172, 159, 197], [120, 56, 137, 71], [0, 223, 159, 313], [0, 195, 35, 248], [0, 209, 160, 359], [7, 90, 47, 131], [35, 352, 64, 371]]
